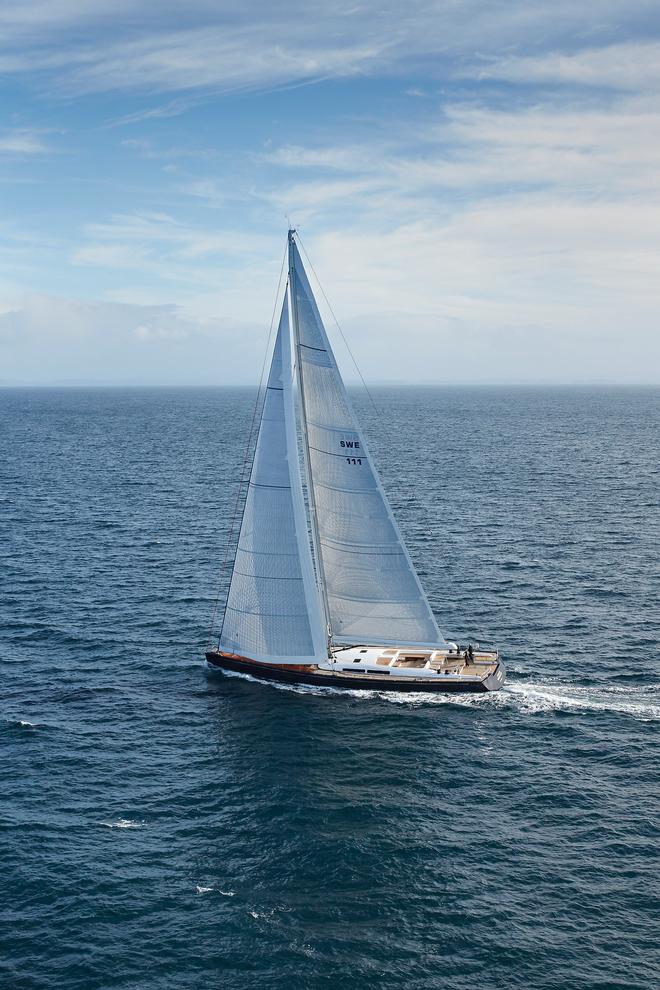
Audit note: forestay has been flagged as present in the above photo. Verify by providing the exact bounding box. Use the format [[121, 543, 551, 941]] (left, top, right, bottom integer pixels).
[[219, 290, 326, 662], [289, 238, 446, 648]]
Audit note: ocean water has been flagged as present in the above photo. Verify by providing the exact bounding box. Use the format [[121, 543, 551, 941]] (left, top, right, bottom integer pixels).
[[1, 385, 658, 990]]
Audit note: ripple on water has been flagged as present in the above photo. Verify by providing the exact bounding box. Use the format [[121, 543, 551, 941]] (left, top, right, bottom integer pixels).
[[1, 386, 658, 990]]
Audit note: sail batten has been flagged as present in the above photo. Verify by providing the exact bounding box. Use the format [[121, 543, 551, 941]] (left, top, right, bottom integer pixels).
[[218, 287, 326, 663], [289, 238, 446, 649]]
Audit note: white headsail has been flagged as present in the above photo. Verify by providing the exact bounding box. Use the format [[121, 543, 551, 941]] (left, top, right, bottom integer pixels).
[[219, 288, 327, 662], [288, 235, 446, 648]]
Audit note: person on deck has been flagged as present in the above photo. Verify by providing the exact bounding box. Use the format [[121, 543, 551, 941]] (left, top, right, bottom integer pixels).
[[466, 644, 474, 665]]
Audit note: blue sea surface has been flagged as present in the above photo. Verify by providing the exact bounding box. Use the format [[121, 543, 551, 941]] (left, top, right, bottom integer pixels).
[[1, 385, 658, 990]]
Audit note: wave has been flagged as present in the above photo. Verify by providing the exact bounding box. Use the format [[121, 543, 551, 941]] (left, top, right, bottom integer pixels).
[[375, 680, 660, 720], [195, 886, 235, 896], [100, 819, 146, 829], [208, 666, 348, 698], [5, 718, 45, 730], [211, 666, 659, 720], [504, 682, 660, 720], [248, 905, 291, 923]]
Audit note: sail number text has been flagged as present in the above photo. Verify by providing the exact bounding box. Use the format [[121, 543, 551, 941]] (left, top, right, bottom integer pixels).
[[340, 439, 361, 465]]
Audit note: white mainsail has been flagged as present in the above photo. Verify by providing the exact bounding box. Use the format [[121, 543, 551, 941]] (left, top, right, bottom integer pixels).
[[219, 289, 327, 662], [288, 236, 446, 648]]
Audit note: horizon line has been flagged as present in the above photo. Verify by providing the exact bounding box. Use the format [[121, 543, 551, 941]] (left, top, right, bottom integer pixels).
[[1, 380, 659, 389]]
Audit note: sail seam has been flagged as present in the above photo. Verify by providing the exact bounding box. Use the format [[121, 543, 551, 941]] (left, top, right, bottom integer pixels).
[[248, 481, 291, 490], [236, 547, 300, 557], [232, 570, 304, 582], [308, 444, 371, 460], [313, 480, 385, 495], [320, 543, 405, 555], [335, 611, 431, 618], [225, 604, 314, 618], [307, 420, 361, 433]]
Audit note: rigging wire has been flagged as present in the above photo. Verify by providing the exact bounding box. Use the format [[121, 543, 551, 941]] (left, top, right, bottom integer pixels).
[[205, 244, 288, 651]]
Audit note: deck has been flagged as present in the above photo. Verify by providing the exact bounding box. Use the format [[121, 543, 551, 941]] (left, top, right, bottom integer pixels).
[[325, 645, 500, 681]]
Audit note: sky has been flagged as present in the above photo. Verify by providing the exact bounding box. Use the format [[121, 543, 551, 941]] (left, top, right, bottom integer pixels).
[[1, 0, 660, 385]]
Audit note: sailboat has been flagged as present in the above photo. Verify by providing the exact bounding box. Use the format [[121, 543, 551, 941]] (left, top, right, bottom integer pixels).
[[206, 231, 505, 693]]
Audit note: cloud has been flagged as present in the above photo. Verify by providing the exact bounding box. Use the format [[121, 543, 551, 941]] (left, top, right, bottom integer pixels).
[[4, 175, 660, 384], [262, 144, 374, 171], [45, 64, 660, 388], [3, 2, 660, 385], [290, 213, 660, 384], [0, 292, 269, 384], [478, 41, 660, 91], [417, 101, 660, 194], [237, 86, 660, 382], [255, 94, 660, 226], [295, 50, 660, 181], [0, 129, 51, 154], [6, 24, 384, 96], [133, 322, 188, 340], [67, 213, 281, 318], [104, 97, 201, 127], [68, 33, 381, 96], [1, 1, 656, 96], [121, 137, 218, 161], [262, 176, 390, 219], [72, 212, 271, 269], [181, 178, 228, 206]]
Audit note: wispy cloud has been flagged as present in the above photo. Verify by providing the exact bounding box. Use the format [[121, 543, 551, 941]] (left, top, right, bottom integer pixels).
[[66, 32, 382, 95], [104, 97, 200, 127], [262, 144, 375, 171], [3, 26, 385, 97], [70, 212, 273, 291], [121, 137, 218, 160], [263, 83, 660, 205], [0, 129, 51, 154], [478, 41, 660, 91], [179, 178, 229, 206], [1, 1, 656, 97]]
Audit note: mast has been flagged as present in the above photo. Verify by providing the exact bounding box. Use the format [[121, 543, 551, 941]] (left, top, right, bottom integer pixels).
[[288, 229, 333, 657]]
